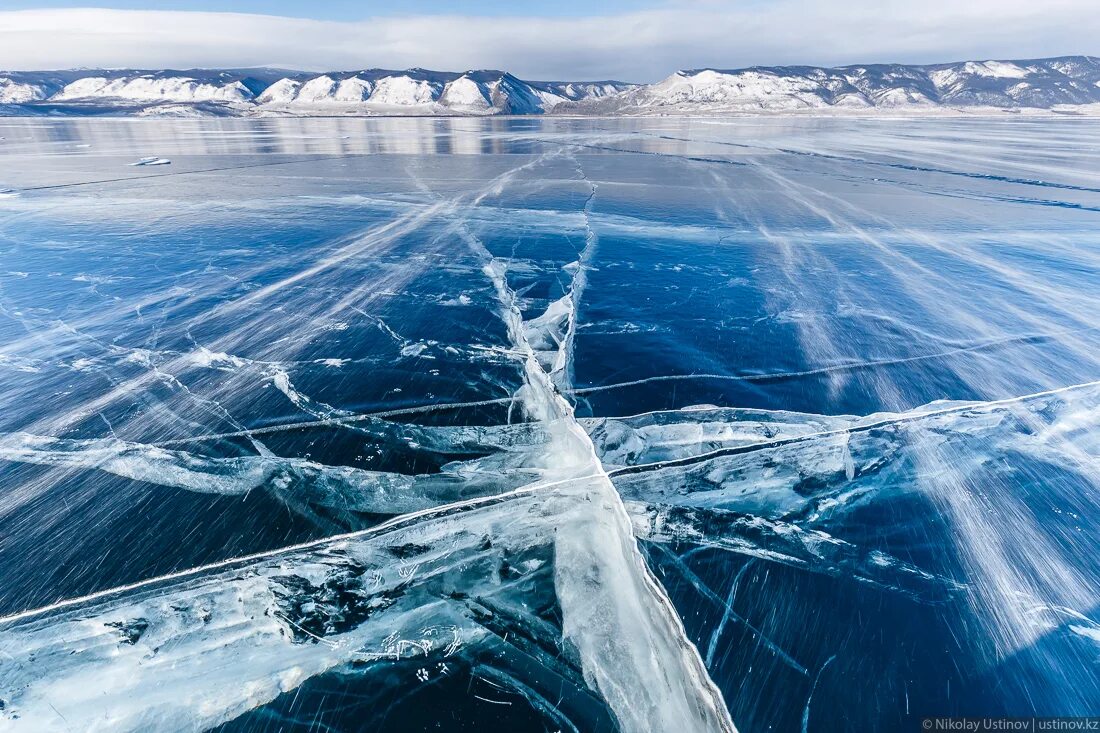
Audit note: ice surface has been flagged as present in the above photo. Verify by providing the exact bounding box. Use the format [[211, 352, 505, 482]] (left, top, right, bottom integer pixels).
[[0, 117, 1098, 730], [0, 494, 539, 731]]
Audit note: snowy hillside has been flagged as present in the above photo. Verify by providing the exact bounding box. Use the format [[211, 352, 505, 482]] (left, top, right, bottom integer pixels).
[[0, 67, 633, 117], [562, 56, 1100, 115], [52, 76, 252, 103], [253, 69, 630, 115], [2, 57, 1099, 116], [0, 78, 49, 104]]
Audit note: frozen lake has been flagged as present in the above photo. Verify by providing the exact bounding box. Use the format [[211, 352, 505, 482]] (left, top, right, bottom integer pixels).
[[0, 116, 1098, 731]]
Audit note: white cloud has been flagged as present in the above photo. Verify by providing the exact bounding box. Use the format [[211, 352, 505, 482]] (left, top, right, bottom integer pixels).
[[0, 3, 1096, 81]]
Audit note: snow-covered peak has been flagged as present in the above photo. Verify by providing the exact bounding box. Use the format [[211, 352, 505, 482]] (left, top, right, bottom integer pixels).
[[667, 69, 823, 100], [245, 69, 621, 115], [52, 75, 253, 103], [619, 68, 842, 112], [334, 77, 373, 102], [0, 78, 48, 104], [440, 76, 492, 111], [555, 82, 626, 99], [962, 61, 1031, 79], [294, 75, 338, 103], [368, 75, 441, 106], [4, 57, 1100, 117], [255, 78, 301, 105], [563, 56, 1100, 115]]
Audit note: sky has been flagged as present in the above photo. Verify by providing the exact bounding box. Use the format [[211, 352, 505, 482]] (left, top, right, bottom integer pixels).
[[0, 0, 652, 20], [0, 1, 1097, 81]]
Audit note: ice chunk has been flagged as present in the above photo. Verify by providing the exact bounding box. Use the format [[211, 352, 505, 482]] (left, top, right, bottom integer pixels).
[[0, 492, 553, 732], [130, 157, 171, 167]]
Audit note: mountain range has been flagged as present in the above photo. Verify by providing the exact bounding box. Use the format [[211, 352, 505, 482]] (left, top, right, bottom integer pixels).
[[2, 56, 1099, 117]]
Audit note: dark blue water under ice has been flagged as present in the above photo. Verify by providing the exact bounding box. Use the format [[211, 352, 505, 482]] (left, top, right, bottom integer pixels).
[[0, 116, 1098, 732]]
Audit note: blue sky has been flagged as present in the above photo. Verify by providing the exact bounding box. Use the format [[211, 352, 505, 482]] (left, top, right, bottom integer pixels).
[[0, 0, 656, 19], [0, 1, 1096, 80]]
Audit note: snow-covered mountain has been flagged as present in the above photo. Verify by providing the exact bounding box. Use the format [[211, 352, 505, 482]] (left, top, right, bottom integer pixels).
[[2, 57, 1099, 117], [251, 68, 626, 114], [0, 67, 633, 117], [562, 56, 1100, 115]]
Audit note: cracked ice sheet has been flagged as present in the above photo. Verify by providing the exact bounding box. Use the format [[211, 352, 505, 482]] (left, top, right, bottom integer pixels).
[[0, 122, 734, 733], [0, 148, 621, 617], [613, 383, 1100, 604], [0, 489, 564, 731], [0, 463, 741, 732], [0, 194, 528, 439], [621, 385, 1100, 725], [3, 385, 1095, 726], [0, 168, 561, 614], [565, 136, 1100, 418], [4, 117, 1100, 731], [4, 382, 1098, 730], [5, 381, 1093, 611]]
